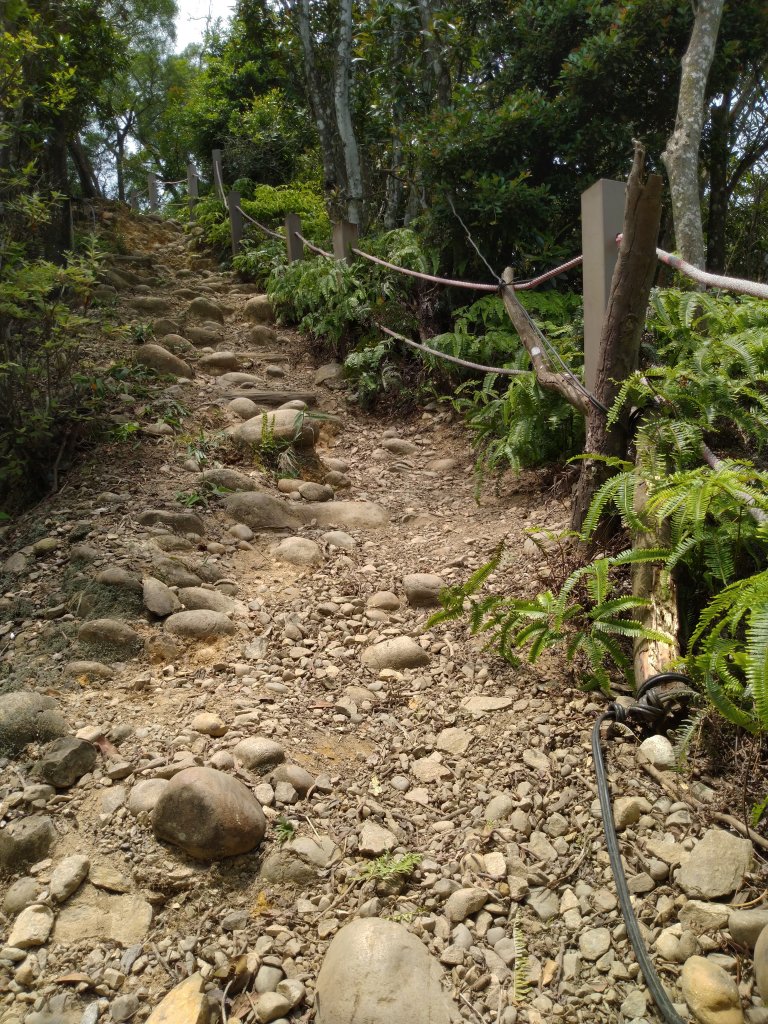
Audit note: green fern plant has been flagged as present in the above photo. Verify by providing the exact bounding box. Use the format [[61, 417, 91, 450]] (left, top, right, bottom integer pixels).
[[512, 915, 530, 1004], [429, 545, 672, 693], [687, 569, 768, 733]]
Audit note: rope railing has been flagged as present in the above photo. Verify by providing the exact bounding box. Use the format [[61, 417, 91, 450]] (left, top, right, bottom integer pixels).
[[213, 163, 227, 206], [157, 178, 187, 187], [236, 206, 285, 241], [656, 247, 768, 301], [616, 234, 768, 301], [351, 247, 584, 293], [294, 231, 334, 259], [376, 323, 528, 376]]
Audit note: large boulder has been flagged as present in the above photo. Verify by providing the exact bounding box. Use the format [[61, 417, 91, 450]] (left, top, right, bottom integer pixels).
[[164, 610, 236, 640], [315, 918, 460, 1024], [0, 691, 67, 756], [224, 492, 304, 532], [134, 344, 193, 379], [152, 766, 266, 860], [233, 409, 318, 449], [0, 815, 57, 872], [243, 295, 274, 323]]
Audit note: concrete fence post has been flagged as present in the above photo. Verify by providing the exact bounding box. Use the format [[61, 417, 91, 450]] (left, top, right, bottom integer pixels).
[[227, 189, 243, 256], [285, 213, 304, 262], [187, 163, 199, 219], [128, 192, 139, 211], [333, 220, 359, 262], [581, 178, 626, 391], [147, 172, 159, 212], [212, 148, 224, 199]]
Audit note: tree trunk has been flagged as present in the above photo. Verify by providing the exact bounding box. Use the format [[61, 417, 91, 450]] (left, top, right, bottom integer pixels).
[[571, 148, 663, 530], [69, 135, 101, 198], [294, 0, 339, 195], [333, 0, 364, 225], [706, 93, 730, 273], [661, 0, 724, 269], [116, 132, 126, 203], [417, 0, 450, 108]]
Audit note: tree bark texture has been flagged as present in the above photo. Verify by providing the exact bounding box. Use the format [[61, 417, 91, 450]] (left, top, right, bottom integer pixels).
[[662, 0, 724, 269], [417, 0, 451, 109], [293, 0, 340, 194], [333, 0, 364, 225], [571, 146, 663, 531]]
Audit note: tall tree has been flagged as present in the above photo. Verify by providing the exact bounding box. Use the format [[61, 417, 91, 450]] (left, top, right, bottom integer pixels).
[[662, 0, 724, 268]]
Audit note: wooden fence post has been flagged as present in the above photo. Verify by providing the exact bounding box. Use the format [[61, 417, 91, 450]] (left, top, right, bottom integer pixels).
[[212, 148, 224, 198], [333, 220, 359, 262], [187, 163, 198, 220], [147, 172, 159, 212], [285, 213, 304, 262], [581, 178, 626, 391], [227, 190, 243, 256]]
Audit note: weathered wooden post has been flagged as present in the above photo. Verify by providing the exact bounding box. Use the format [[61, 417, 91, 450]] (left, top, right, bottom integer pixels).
[[212, 148, 224, 199], [285, 213, 304, 262], [333, 220, 359, 262], [147, 172, 159, 212], [581, 179, 626, 391], [128, 191, 139, 211], [227, 190, 243, 256], [187, 163, 199, 220]]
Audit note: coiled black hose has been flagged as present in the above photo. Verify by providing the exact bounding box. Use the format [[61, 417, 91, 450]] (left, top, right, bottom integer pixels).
[[592, 672, 694, 1024]]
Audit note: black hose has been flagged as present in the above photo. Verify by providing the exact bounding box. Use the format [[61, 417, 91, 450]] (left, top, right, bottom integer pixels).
[[592, 682, 688, 1024]]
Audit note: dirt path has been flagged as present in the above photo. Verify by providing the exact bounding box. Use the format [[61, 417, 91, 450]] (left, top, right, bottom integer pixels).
[[0, 212, 765, 1024]]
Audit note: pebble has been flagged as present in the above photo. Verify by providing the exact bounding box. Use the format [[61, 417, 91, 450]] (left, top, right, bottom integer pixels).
[[7, 904, 54, 948], [49, 854, 90, 902]]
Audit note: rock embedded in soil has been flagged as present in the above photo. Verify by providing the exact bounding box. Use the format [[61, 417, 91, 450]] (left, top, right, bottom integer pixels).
[[298, 481, 334, 502], [128, 779, 170, 816], [315, 918, 460, 1024], [145, 973, 209, 1024], [756, 925, 768, 1002], [143, 576, 181, 617], [78, 618, 141, 655], [228, 397, 261, 419], [244, 295, 274, 323], [436, 727, 472, 755], [35, 736, 97, 788], [177, 586, 236, 615], [359, 821, 398, 855], [367, 591, 400, 610], [638, 733, 677, 768], [303, 500, 388, 530], [152, 766, 266, 860], [322, 529, 356, 549], [7, 904, 55, 949], [681, 955, 745, 1024], [273, 537, 323, 566], [0, 692, 67, 755], [234, 408, 318, 449], [53, 887, 153, 946], [224, 491, 304, 531], [247, 324, 277, 345], [198, 351, 241, 374], [381, 437, 417, 455], [65, 660, 114, 680], [134, 343, 193, 379], [0, 815, 56, 871], [403, 572, 443, 607], [579, 927, 611, 961], [676, 829, 753, 899], [361, 636, 430, 671], [233, 737, 285, 771], [96, 566, 143, 591], [188, 295, 225, 322], [729, 908, 768, 949], [200, 467, 261, 491], [49, 854, 90, 902], [444, 887, 488, 923], [137, 509, 205, 535], [164, 609, 236, 640], [3, 877, 42, 916], [190, 712, 227, 737]]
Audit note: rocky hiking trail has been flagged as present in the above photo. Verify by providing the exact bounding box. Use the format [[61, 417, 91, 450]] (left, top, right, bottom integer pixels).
[[1, 210, 767, 1024]]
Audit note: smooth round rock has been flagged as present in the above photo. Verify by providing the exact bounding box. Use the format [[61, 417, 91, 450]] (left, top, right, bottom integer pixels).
[[315, 918, 459, 1024], [152, 767, 266, 860], [361, 636, 430, 671], [164, 610, 236, 640], [233, 737, 285, 771], [273, 537, 322, 566]]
